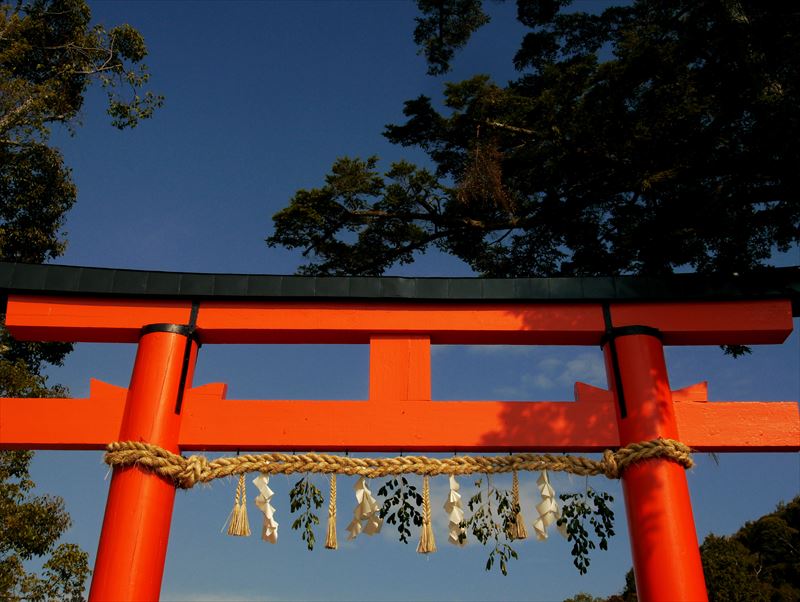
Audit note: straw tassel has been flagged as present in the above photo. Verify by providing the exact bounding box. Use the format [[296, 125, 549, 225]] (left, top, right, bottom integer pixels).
[[417, 475, 437, 554], [508, 470, 528, 540], [325, 474, 338, 550], [226, 474, 251, 537]]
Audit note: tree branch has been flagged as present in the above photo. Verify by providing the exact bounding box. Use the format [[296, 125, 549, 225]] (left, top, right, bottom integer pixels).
[[0, 96, 38, 135], [347, 208, 532, 232], [485, 120, 536, 136]]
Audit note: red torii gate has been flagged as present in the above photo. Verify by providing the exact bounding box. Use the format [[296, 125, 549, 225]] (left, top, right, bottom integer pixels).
[[1, 263, 798, 602]]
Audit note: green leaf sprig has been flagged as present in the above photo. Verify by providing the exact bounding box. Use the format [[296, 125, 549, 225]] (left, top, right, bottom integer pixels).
[[557, 488, 615, 574], [289, 475, 324, 550], [378, 476, 423, 543], [464, 476, 519, 576]]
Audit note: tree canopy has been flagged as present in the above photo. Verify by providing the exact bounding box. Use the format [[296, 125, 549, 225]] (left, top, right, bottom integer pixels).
[[268, 0, 799, 277], [1, 1, 160, 597], [584, 496, 800, 602], [1, 0, 161, 266]]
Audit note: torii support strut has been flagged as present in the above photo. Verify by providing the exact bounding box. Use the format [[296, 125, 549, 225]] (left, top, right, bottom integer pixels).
[[1, 264, 798, 601]]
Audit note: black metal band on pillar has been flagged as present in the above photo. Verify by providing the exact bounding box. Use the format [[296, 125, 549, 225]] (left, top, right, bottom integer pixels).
[[138, 300, 201, 414], [139, 323, 197, 338], [601, 304, 627, 419], [601, 305, 663, 420], [175, 301, 201, 414]]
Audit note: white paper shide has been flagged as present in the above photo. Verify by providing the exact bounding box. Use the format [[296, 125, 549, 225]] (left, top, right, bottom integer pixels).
[[443, 475, 466, 546], [346, 476, 382, 540], [253, 474, 279, 543], [533, 470, 567, 540]]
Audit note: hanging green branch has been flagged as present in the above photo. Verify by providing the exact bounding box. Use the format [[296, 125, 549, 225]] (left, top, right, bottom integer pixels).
[[557, 489, 615, 574], [463, 476, 519, 576], [378, 476, 423, 544], [289, 475, 324, 550]]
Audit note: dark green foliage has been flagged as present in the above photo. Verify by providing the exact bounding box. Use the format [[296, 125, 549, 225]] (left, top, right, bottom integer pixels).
[[414, 0, 490, 75], [1, 0, 161, 379], [722, 344, 752, 359], [464, 477, 518, 576], [1, 3, 160, 595], [612, 569, 638, 602], [0, 451, 90, 600], [289, 476, 324, 551], [701, 534, 768, 602], [377, 476, 423, 544], [0, 321, 80, 600], [0, 144, 74, 264], [269, 0, 799, 280], [1, 0, 162, 138], [563, 594, 606, 602], [557, 489, 615, 575], [729, 497, 800, 601], [594, 497, 799, 602], [270, 158, 447, 276], [1, 0, 162, 272]]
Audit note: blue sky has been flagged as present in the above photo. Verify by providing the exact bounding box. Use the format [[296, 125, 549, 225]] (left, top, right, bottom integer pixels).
[[22, 1, 800, 600]]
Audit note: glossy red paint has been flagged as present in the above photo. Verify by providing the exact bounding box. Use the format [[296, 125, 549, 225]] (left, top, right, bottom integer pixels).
[[88, 330, 198, 602], [0, 293, 796, 601], [605, 334, 708, 602]]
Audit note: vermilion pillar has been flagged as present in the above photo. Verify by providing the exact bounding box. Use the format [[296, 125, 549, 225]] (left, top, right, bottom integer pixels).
[[89, 325, 199, 601], [604, 329, 708, 602]]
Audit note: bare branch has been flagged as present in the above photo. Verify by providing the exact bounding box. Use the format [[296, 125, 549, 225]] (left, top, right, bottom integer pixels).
[[349, 209, 432, 221], [489, 228, 515, 246], [347, 207, 531, 233], [485, 120, 536, 136]]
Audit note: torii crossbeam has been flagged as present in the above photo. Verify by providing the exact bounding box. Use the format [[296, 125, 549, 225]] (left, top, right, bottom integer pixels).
[[1, 263, 798, 602]]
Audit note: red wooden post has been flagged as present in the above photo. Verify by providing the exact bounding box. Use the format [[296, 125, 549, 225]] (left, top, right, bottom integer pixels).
[[604, 330, 708, 602], [89, 326, 198, 601]]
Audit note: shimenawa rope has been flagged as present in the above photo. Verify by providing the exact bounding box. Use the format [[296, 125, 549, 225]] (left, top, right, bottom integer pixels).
[[104, 438, 693, 490]]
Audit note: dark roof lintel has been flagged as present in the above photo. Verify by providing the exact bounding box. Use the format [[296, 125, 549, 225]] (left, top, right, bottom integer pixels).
[[0, 262, 797, 315]]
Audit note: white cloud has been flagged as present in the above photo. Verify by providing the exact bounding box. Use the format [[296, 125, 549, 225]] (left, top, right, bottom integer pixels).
[[490, 351, 606, 398], [554, 353, 607, 387]]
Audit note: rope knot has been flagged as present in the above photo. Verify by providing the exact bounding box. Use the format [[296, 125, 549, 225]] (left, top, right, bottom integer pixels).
[[178, 454, 209, 488], [610, 438, 694, 477], [601, 449, 619, 479]]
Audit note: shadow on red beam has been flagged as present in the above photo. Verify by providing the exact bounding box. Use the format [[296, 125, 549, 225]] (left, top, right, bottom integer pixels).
[[179, 390, 617, 453], [2, 381, 797, 453]]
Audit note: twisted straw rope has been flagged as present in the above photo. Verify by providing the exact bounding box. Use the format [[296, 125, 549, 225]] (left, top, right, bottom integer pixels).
[[325, 474, 337, 550], [509, 470, 528, 540], [104, 438, 693, 490], [327, 474, 337, 520]]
